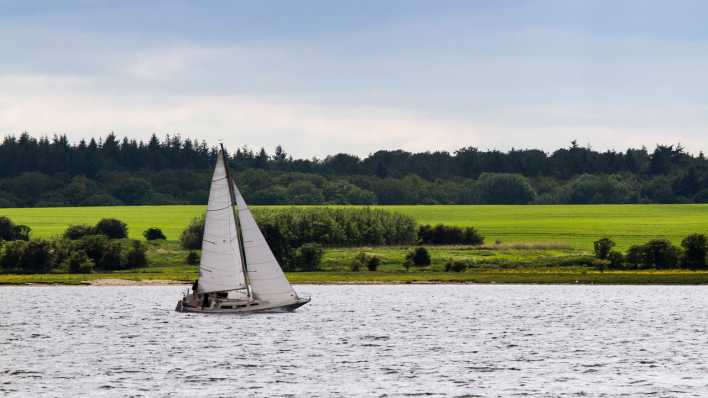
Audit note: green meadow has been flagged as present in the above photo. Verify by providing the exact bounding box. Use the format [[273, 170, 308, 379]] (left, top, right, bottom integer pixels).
[[2, 204, 708, 285], [2, 204, 707, 250]]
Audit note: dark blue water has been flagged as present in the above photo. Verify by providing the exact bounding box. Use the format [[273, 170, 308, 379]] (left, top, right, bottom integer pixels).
[[2, 285, 708, 397]]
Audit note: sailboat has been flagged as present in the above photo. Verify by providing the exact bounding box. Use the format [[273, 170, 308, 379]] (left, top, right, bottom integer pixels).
[[175, 144, 310, 314]]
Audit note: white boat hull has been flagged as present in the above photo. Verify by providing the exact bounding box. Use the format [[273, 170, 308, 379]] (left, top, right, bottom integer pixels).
[[175, 295, 310, 314]]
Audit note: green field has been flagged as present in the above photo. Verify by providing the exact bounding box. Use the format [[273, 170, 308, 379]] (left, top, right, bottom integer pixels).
[[2, 204, 707, 249]]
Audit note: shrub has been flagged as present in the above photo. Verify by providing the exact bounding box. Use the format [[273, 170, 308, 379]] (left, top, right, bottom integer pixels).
[[444, 260, 471, 272], [63, 224, 97, 240], [143, 227, 166, 241], [186, 251, 200, 265], [96, 241, 125, 270], [418, 224, 484, 245], [293, 243, 323, 271], [125, 240, 148, 268], [18, 240, 54, 273], [180, 216, 205, 250], [179, 207, 417, 267], [366, 255, 381, 271], [0, 216, 31, 241], [643, 239, 681, 269], [593, 238, 616, 260], [0, 240, 27, 272], [351, 252, 381, 272], [63, 251, 94, 274], [11, 225, 31, 241], [625, 245, 646, 268], [592, 259, 608, 272], [406, 247, 431, 267], [77, 235, 109, 264], [95, 218, 128, 239], [607, 250, 625, 269], [681, 233, 708, 268]]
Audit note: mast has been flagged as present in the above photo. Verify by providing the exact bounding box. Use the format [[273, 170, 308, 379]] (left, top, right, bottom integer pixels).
[[220, 143, 252, 298]]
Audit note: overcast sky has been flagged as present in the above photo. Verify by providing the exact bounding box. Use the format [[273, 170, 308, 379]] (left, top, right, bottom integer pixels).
[[1, 1, 707, 157]]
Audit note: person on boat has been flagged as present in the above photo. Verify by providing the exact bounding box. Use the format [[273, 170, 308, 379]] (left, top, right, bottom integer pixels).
[[192, 279, 198, 293]]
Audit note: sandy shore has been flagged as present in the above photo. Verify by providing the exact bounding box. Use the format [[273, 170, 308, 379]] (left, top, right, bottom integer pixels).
[[86, 278, 187, 286]]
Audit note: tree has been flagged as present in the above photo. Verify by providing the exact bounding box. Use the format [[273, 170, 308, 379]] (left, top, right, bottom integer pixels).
[[180, 217, 204, 250], [0, 217, 31, 241], [18, 240, 54, 273], [143, 227, 166, 241], [125, 241, 148, 268], [643, 239, 681, 269], [681, 233, 708, 268], [63, 224, 97, 240], [593, 238, 616, 260], [293, 243, 323, 271], [406, 247, 431, 267], [64, 250, 94, 274], [476, 173, 536, 204], [95, 218, 128, 239]]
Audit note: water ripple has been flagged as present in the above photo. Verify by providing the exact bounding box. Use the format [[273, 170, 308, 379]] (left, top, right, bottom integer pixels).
[[2, 285, 708, 396]]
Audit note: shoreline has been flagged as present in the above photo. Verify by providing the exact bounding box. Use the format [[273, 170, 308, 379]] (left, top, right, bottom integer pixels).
[[3, 272, 708, 286]]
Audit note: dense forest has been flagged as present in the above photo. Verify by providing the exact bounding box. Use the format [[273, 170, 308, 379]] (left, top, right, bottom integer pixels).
[[0, 132, 707, 207]]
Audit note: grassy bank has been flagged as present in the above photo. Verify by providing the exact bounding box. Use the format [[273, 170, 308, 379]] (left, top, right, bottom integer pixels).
[[4, 269, 708, 285], [3, 241, 708, 285], [2, 204, 707, 249]]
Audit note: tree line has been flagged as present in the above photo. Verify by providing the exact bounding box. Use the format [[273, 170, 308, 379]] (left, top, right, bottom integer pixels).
[[593, 235, 708, 270], [1, 133, 707, 207]]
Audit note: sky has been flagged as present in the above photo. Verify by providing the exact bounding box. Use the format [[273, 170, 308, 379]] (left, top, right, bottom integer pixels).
[[1, 0, 707, 158]]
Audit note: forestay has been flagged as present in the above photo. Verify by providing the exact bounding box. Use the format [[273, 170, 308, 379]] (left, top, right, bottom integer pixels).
[[197, 155, 247, 293], [234, 183, 298, 305]]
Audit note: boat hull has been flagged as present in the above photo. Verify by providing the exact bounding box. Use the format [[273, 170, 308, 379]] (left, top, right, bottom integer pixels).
[[175, 296, 310, 314]]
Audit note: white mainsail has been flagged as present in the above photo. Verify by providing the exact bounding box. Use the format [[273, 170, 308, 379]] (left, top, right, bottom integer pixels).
[[234, 183, 298, 306], [197, 154, 247, 293]]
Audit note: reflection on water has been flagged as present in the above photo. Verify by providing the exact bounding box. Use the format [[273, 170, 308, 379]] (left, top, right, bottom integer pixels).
[[2, 285, 708, 397]]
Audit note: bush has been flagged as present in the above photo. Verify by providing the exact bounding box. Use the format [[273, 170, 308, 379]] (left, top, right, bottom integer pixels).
[[625, 245, 646, 268], [186, 251, 200, 265], [366, 255, 381, 271], [643, 239, 681, 269], [125, 241, 148, 268], [95, 218, 128, 239], [406, 247, 431, 267], [179, 207, 417, 267], [0, 240, 27, 272], [351, 252, 381, 272], [11, 225, 31, 241], [418, 224, 484, 245], [293, 243, 323, 271], [143, 227, 166, 241], [96, 241, 125, 270], [607, 250, 625, 269], [0, 216, 31, 241], [63, 251, 94, 274], [593, 238, 616, 260], [444, 259, 471, 272], [625, 239, 681, 269], [180, 216, 205, 250], [681, 233, 707, 268], [63, 224, 97, 240], [18, 240, 54, 273]]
